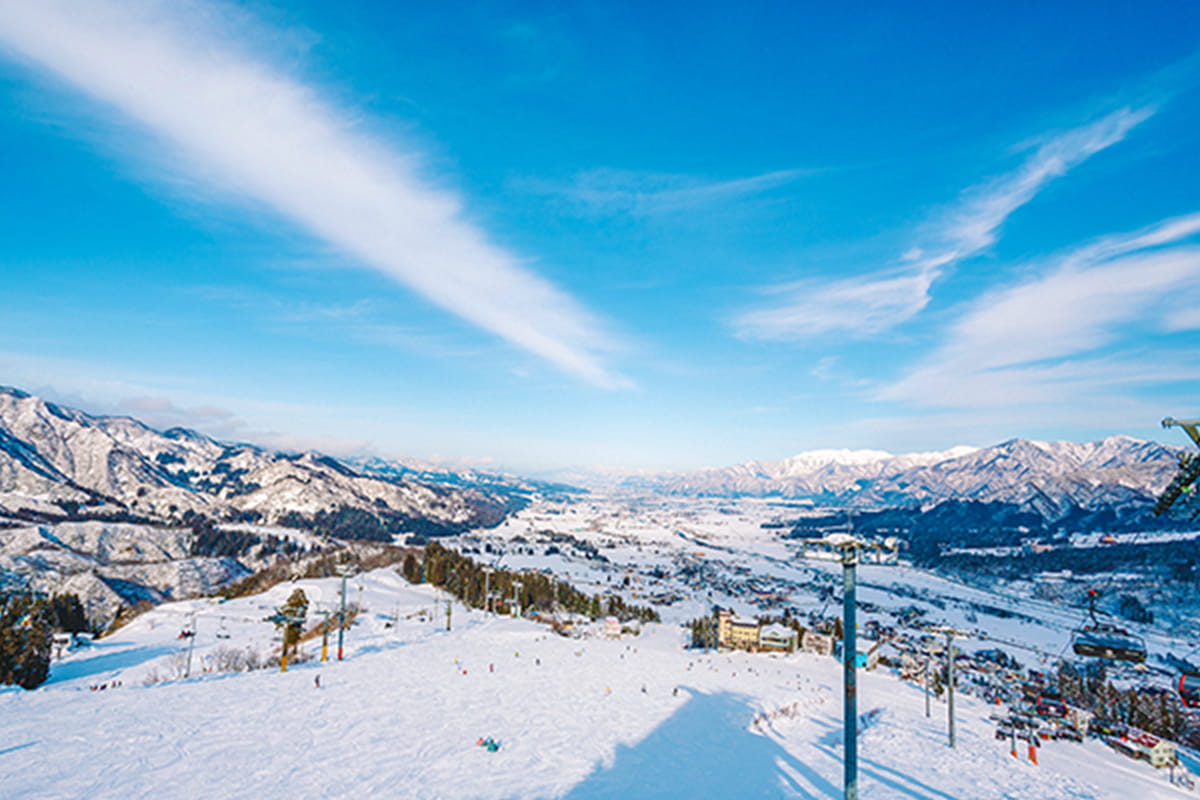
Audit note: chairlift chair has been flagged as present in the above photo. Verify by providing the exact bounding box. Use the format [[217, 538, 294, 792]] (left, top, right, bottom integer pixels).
[[1070, 590, 1147, 663], [1179, 671, 1200, 708], [1035, 689, 1069, 718]]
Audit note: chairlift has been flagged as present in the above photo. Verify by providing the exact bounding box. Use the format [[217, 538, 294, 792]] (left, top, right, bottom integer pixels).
[[1179, 671, 1200, 708], [216, 616, 231, 640], [1070, 590, 1146, 663], [1035, 688, 1068, 718]]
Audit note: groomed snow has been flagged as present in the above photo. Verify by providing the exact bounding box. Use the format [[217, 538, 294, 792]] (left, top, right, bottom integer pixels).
[[3, 567, 1192, 799]]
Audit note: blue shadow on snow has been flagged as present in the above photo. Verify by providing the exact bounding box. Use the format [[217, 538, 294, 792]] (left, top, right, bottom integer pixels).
[[555, 689, 838, 800], [46, 644, 177, 685]]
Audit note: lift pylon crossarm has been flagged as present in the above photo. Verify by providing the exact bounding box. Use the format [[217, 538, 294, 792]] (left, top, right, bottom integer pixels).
[[1163, 417, 1200, 448], [1157, 417, 1200, 518], [800, 534, 901, 565], [1155, 454, 1200, 515]]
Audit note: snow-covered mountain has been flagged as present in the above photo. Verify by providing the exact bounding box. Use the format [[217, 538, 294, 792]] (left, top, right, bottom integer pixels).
[[0, 386, 513, 533], [620, 436, 1180, 510]]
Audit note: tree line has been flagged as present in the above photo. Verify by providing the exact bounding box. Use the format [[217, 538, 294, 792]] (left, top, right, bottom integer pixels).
[[1056, 661, 1189, 742], [406, 542, 659, 623], [0, 592, 90, 690]]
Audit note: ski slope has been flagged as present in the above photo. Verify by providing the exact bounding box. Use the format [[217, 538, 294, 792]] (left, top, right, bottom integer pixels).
[[2, 567, 1192, 799]]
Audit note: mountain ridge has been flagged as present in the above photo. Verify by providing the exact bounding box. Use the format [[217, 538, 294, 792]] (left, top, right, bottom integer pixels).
[[0, 386, 530, 537], [612, 435, 1179, 511]]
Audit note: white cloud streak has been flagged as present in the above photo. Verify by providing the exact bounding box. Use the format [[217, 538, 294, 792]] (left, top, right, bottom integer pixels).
[[733, 106, 1154, 341], [878, 213, 1200, 408], [549, 167, 810, 217], [0, 0, 627, 388]]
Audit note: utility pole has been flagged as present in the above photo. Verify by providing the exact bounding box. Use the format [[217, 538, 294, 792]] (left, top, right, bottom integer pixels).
[[336, 564, 355, 661], [483, 567, 492, 614], [512, 580, 523, 619], [797, 518, 901, 800], [924, 650, 931, 718], [948, 635, 956, 748]]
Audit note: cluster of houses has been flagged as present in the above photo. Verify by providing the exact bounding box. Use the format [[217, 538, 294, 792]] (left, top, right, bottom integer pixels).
[[1109, 729, 1178, 769], [713, 610, 882, 669], [715, 610, 797, 653]]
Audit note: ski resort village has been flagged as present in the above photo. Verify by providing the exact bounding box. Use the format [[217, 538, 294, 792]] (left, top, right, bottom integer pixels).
[[5, 1, 1200, 798], [3, 388, 1200, 798]]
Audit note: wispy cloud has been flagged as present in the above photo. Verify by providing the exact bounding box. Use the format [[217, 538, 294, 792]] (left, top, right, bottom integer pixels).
[[116, 394, 372, 455], [732, 106, 1154, 341], [878, 213, 1200, 409], [0, 0, 627, 388], [3, 356, 378, 456], [527, 167, 811, 218]]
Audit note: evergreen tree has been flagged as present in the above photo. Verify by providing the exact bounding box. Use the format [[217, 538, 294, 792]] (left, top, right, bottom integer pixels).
[[51, 594, 89, 634], [402, 553, 421, 584], [0, 594, 53, 689]]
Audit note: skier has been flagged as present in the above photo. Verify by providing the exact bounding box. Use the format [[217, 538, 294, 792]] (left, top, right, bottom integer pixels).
[[314, 674, 321, 688]]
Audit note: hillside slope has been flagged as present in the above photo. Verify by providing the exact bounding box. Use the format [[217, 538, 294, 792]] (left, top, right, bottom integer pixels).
[[0, 386, 515, 534], [5, 568, 1192, 800]]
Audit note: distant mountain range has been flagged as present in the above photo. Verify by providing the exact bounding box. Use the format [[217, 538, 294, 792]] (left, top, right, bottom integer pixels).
[[1, 384, 1186, 536], [615, 437, 1180, 512], [0, 386, 551, 537]]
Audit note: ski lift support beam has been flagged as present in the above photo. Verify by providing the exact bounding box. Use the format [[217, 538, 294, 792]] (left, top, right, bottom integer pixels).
[[927, 625, 972, 748], [1163, 418, 1200, 448], [1156, 418, 1200, 518], [336, 564, 356, 661], [796, 521, 902, 800]]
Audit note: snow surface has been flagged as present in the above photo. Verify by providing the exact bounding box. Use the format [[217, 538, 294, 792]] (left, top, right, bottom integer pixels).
[[3, 566, 1194, 799]]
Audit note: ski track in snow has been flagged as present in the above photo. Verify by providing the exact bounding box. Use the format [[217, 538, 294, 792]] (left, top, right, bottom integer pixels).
[[2, 567, 1193, 799]]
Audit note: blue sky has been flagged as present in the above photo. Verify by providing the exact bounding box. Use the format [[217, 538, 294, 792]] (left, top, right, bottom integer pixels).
[[1, 0, 1199, 472]]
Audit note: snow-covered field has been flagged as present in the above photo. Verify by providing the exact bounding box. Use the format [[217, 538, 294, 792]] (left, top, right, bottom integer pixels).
[[458, 493, 1196, 672], [3, 565, 1194, 799]]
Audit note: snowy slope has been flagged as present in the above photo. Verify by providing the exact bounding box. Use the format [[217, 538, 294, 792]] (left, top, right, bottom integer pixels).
[[3, 567, 1191, 799]]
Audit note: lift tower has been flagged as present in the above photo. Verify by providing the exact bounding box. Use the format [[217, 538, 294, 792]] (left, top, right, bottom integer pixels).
[[1156, 418, 1200, 519], [797, 520, 901, 800]]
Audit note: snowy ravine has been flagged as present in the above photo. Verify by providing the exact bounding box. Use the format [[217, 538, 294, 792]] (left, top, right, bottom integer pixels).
[[2, 568, 1191, 799]]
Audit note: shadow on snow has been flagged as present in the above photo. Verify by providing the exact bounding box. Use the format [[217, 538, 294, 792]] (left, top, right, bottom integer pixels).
[[46, 643, 177, 685], [555, 689, 838, 800]]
